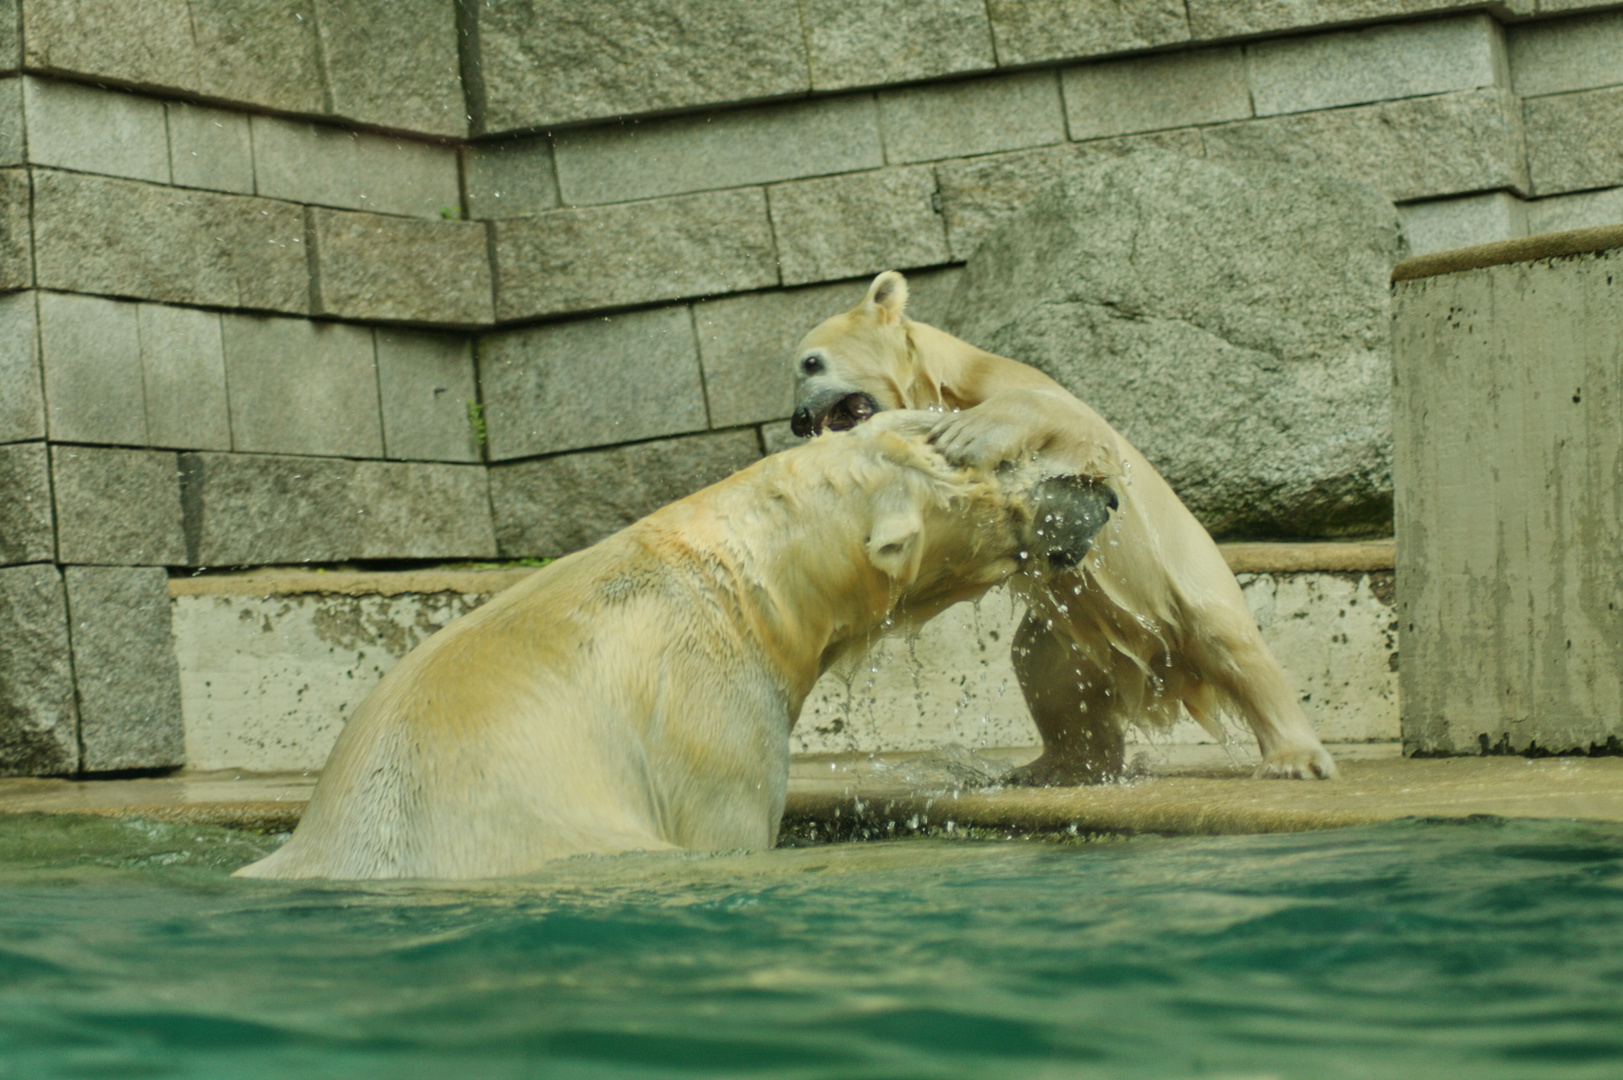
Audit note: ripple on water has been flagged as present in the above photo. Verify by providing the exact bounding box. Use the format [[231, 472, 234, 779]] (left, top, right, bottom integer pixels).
[[0, 815, 1619, 1079]]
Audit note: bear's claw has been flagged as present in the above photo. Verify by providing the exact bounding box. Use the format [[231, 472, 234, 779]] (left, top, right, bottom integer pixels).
[[1253, 746, 1338, 780]]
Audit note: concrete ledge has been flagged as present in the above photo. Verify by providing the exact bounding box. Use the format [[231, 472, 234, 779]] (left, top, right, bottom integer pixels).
[[3, 757, 1619, 839], [1219, 539, 1392, 573], [785, 757, 1623, 839], [164, 541, 1396, 600], [0, 771, 316, 832], [1392, 223, 1623, 281], [168, 567, 534, 599], [166, 554, 1397, 772]]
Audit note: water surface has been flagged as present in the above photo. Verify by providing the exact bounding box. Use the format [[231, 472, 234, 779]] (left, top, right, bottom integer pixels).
[[1, 814, 1620, 1079]]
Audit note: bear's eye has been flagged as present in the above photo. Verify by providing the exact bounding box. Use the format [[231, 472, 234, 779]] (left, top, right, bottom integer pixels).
[[801, 355, 824, 375]]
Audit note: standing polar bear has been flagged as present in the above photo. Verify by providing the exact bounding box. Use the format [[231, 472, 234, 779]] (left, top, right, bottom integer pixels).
[[791, 272, 1336, 784], [237, 415, 1101, 881]]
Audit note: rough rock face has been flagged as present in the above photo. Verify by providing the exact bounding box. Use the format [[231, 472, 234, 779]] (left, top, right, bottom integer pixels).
[[943, 149, 1405, 538]]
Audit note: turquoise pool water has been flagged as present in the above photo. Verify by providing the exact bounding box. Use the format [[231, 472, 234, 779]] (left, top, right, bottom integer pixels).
[[0, 814, 1620, 1079]]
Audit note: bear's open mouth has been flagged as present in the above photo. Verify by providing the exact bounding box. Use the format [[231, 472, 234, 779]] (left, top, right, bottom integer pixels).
[[791, 392, 880, 437]]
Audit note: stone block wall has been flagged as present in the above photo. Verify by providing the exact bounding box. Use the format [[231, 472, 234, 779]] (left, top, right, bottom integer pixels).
[[2, 0, 1621, 775]]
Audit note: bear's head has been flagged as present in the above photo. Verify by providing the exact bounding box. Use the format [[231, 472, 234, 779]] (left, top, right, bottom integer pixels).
[[789, 271, 915, 438], [788, 275, 1117, 572], [804, 413, 1115, 602]]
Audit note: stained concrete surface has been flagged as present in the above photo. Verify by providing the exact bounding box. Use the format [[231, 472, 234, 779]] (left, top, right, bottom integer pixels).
[[2, 755, 1618, 841], [168, 542, 1401, 773], [1393, 227, 1623, 755]]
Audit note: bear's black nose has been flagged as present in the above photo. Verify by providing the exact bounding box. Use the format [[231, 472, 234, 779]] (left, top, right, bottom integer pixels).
[[1029, 477, 1117, 570], [790, 408, 817, 438]]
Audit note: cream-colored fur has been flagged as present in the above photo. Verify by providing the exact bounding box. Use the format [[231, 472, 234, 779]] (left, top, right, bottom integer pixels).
[[791, 272, 1337, 783], [235, 415, 1041, 881]]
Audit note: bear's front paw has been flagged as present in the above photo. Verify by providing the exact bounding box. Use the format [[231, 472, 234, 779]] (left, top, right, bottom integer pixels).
[[1253, 745, 1338, 780], [928, 411, 1027, 470]]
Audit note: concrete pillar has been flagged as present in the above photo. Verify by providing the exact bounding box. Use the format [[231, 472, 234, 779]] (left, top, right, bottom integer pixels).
[[1393, 226, 1623, 755]]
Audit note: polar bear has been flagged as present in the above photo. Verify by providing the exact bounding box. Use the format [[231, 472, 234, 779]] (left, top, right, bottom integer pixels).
[[790, 272, 1337, 784], [236, 415, 1102, 881]]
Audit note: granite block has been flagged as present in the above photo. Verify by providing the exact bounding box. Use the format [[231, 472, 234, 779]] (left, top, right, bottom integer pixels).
[[0, 167, 29, 289], [489, 430, 761, 557], [463, 136, 558, 219], [137, 303, 231, 452], [1063, 46, 1249, 141], [22, 0, 197, 97], [879, 70, 1065, 165], [1524, 85, 1623, 196], [375, 329, 480, 463], [769, 166, 950, 286], [166, 101, 254, 194], [24, 0, 326, 115], [0, 442, 53, 565], [1510, 10, 1623, 98], [21, 76, 169, 182], [0, 0, 18, 72], [0, 77, 21, 164], [64, 566, 184, 772], [465, 0, 809, 133], [1526, 186, 1623, 234], [491, 189, 778, 320], [0, 291, 43, 442], [986, 0, 1189, 67], [802, 0, 995, 91], [251, 115, 462, 220], [32, 170, 306, 314], [693, 281, 853, 428], [219, 314, 383, 459], [51, 445, 185, 566], [1398, 191, 1527, 256], [552, 96, 883, 207], [179, 452, 496, 564], [314, 0, 467, 137], [309, 207, 495, 326], [946, 148, 1404, 538], [479, 305, 707, 461], [37, 290, 146, 446], [935, 130, 1206, 260], [1247, 14, 1507, 118], [187, 0, 326, 114], [1202, 88, 1529, 203], [1188, 0, 1532, 38], [0, 563, 77, 777]]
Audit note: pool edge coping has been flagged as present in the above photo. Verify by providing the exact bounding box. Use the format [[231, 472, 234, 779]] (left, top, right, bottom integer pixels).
[[1392, 224, 1623, 283], [166, 541, 1398, 598]]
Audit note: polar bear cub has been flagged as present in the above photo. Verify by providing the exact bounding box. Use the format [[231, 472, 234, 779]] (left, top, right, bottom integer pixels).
[[236, 414, 1089, 881]]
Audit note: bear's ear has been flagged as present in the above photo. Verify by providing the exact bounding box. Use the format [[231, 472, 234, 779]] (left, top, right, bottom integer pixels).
[[862, 271, 909, 326], [866, 504, 923, 581]]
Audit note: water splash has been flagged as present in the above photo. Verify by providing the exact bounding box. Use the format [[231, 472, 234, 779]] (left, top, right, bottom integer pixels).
[[865, 744, 1010, 793]]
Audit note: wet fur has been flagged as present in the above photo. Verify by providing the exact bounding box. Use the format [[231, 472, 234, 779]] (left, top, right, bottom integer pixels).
[[236, 417, 1035, 881], [792, 272, 1337, 783]]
